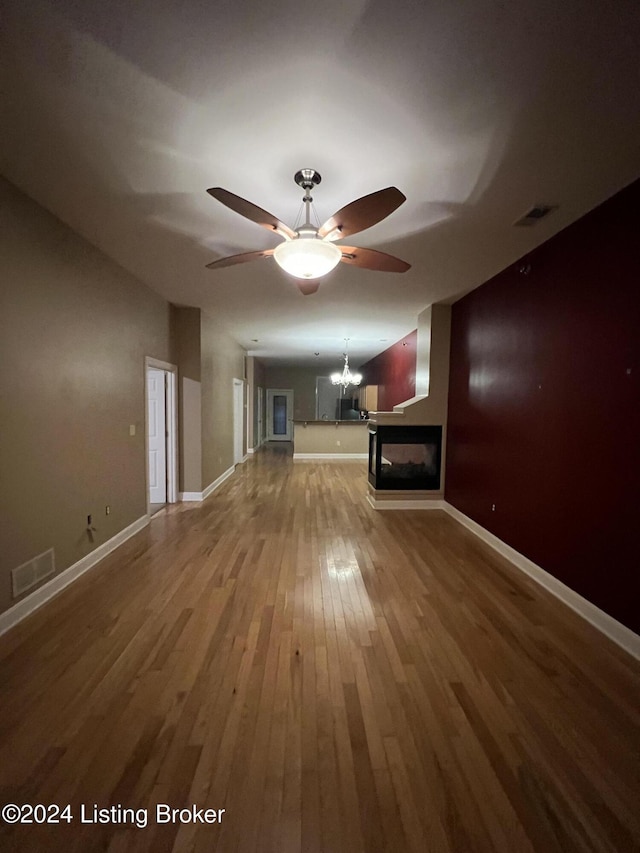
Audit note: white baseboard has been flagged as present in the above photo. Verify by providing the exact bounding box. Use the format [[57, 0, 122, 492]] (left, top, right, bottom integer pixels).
[[367, 496, 446, 510], [443, 502, 640, 660], [0, 515, 149, 638], [204, 466, 235, 498], [293, 453, 368, 460], [180, 465, 235, 502]]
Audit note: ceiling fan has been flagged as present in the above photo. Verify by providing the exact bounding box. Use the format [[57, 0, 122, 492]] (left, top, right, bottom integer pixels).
[[205, 168, 411, 295]]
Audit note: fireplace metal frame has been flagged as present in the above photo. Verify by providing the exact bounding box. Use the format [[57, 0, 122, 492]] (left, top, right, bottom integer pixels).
[[368, 424, 442, 490]]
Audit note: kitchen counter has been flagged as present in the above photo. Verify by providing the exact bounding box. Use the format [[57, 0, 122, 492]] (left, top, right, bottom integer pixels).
[[293, 419, 369, 426], [293, 420, 369, 458]]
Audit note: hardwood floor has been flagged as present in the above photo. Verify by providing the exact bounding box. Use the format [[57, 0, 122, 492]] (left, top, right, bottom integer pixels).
[[0, 444, 638, 852]]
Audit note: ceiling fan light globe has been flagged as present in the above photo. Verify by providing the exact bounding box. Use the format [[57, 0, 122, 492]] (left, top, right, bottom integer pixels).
[[274, 237, 341, 280]]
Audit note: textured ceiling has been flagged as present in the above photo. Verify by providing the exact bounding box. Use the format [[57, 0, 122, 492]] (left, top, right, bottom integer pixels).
[[2, 0, 639, 365]]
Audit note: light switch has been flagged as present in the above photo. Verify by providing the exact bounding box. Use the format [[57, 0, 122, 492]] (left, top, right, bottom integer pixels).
[[129, 424, 136, 436]]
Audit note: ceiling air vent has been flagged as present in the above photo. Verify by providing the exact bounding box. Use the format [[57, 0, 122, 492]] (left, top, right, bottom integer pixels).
[[514, 204, 557, 227], [11, 548, 55, 598]]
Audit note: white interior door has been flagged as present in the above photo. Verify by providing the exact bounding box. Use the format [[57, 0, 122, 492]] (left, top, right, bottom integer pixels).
[[266, 389, 294, 441], [256, 386, 264, 447], [233, 379, 244, 464], [147, 368, 167, 504]]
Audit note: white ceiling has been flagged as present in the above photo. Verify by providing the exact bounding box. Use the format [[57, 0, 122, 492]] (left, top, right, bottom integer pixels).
[[2, 0, 639, 366]]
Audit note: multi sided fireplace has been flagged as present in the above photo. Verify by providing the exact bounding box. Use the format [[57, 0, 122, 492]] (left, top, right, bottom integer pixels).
[[368, 424, 442, 490]]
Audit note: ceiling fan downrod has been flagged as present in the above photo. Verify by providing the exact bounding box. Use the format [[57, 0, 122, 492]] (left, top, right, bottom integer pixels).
[[294, 168, 322, 231]]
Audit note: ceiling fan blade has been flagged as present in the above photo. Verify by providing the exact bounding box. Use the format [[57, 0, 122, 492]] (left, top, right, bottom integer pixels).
[[339, 246, 411, 273], [206, 249, 274, 269], [296, 281, 320, 296], [318, 187, 406, 241], [207, 188, 296, 240]]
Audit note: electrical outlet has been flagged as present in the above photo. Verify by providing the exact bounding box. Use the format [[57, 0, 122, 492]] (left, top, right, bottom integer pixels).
[[491, 504, 496, 512], [129, 424, 136, 436], [105, 505, 111, 515], [336, 440, 341, 446]]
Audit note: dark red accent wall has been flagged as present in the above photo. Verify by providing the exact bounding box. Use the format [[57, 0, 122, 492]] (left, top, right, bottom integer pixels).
[[360, 330, 417, 411], [446, 180, 640, 634]]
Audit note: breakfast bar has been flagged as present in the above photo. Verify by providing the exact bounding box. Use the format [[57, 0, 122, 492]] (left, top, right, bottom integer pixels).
[[292, 419, 369, 459]]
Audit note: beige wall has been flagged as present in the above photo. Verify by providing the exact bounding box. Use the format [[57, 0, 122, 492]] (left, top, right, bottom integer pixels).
[[171, 306, 202, 493], [246, 356, 266, 450], [0, 177, 171, 616], [171, 308, 246, 491], [264, 365, 319, 420], [415, 303, 451, 413], [293, 422, 369, 455], [200, 311, 246, 488]]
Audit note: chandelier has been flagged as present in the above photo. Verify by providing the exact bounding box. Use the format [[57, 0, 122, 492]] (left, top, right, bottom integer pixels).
[[331, 340, 362, 389]]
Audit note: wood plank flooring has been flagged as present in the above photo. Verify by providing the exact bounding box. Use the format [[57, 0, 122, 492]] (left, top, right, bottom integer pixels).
[[0, 443, 638, 852]]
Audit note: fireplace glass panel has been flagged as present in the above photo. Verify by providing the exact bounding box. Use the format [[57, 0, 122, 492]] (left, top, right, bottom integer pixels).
[[368, 425, 442, 490], [369, 432, 377, 476], [379, 442, 439, 479]]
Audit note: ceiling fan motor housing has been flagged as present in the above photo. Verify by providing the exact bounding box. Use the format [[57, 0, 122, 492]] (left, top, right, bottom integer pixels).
[[294, 168, 321, 190]]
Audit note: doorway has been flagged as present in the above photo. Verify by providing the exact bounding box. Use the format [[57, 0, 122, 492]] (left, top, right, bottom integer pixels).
[[145, 358, 177, 515], [266, 389, 294, 441], [233, 378, 245, 465], [256, 386, 264, 449]]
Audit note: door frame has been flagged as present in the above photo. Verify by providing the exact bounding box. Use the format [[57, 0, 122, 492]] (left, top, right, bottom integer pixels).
[[256, 386, 264, 448], [266, 389, 294, 441], [233, 378, 245, 465], [144, 357, 178, 514]]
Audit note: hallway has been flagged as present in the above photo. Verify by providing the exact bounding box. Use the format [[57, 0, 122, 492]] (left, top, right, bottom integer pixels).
[[0, 447, 638, 852]]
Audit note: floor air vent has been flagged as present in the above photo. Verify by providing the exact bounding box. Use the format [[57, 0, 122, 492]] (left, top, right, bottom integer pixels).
[[11, 548, 55, 598]]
